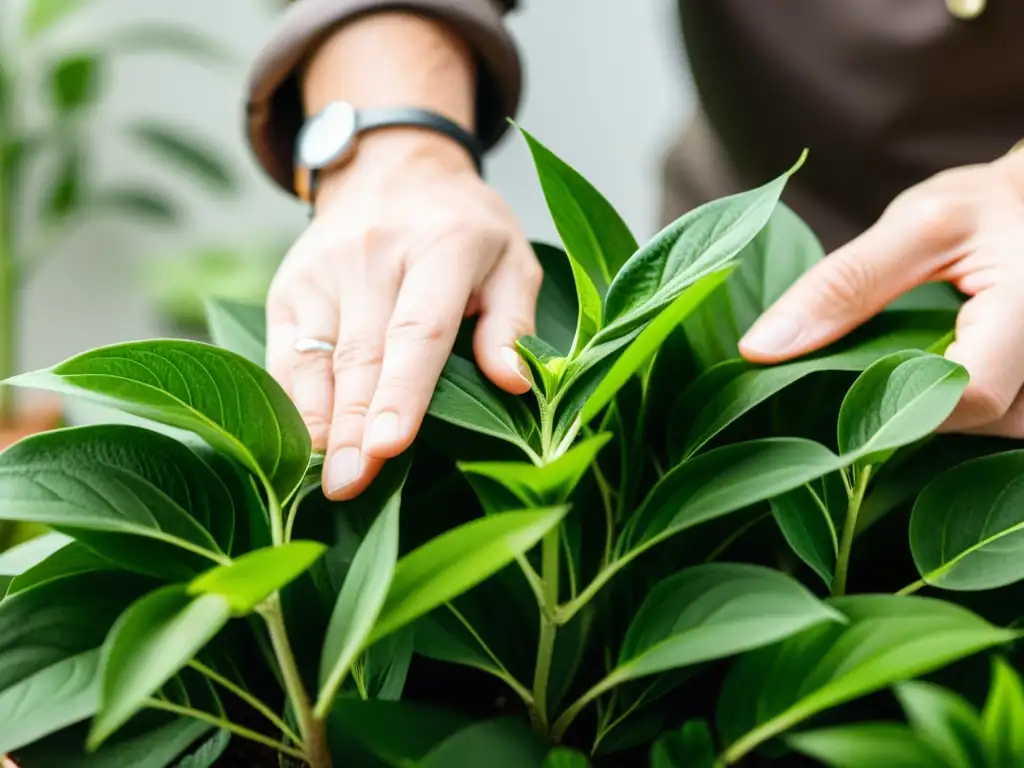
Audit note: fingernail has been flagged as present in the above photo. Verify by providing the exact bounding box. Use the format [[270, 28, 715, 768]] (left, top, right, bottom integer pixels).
[[740, 315, 802, 355], [366, 411, 401, 450], [327, 447, 361, 494], [501, 346, 530, 383]]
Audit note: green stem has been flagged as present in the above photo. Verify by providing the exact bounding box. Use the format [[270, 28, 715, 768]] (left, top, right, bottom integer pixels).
[[144, 698, 307, 761], [897, 578, 927, 596], [551, 674, 620, 743], [704, 512, 770, 563], [832, 466, 871, 598], [592, 461, 615, 568], [187, 660, 301, 746], [259, 593, 332, 768], [268, 492, 285, 549], [531, 525, 561, 731]]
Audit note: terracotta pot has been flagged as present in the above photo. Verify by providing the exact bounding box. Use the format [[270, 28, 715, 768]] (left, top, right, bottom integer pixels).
[[0, 394, 64, 449]]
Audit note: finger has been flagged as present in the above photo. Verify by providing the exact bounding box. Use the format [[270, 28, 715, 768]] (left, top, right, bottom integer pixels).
[[267, 278, 338, 451], [473, 244, 541, 394], [739, 214, 942, 363], [362, 259, 474, 459], [323, 270, 400, 500], [938, 289, 1024, 432]]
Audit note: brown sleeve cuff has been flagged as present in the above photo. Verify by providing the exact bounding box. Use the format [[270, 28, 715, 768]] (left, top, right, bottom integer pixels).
[[245, 0, 521, 196]]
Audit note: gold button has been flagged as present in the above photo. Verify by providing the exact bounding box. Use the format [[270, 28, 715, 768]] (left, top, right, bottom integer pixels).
[[946, 0, 986, 19]]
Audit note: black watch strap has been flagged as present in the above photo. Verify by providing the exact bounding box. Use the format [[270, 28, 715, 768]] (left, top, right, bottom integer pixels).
[[356, 106, 484, 174]]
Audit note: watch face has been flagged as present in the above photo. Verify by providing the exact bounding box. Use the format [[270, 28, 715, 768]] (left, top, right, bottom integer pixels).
[[299, 101, 357, 169]]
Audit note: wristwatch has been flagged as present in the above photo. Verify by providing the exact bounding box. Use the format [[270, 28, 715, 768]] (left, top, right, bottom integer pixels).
[[293, 101, 484, 203]]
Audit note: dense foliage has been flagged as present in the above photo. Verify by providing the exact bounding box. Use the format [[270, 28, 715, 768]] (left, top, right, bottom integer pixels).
[[0, 124, 1022, 768]]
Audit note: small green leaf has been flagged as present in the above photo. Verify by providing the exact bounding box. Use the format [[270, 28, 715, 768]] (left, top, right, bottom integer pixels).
[[88, 585, 232, 749], [770, 484, 838, 589], [459, 432, 611, 505], [188, 541, 326, 615], [9, 340, 311, 501], [544, 746, 592, 767], [787, 724, 950, 768], [519, 126, 637, 290], [427, 355, 538, 457], [717, 595, 1017, 762], [895, 680, 987, 768], [130, 123, 234, 193], [567, 256, 603, 356], [420, 717, 548, 767], [45, 147, 82, 219], [983, 657, 1024, 767], [174, 728, 231, 768], [204, 298, 266, 367], [0, 648, 100, 753], [87, 187, 179, 224], [25, 0, 89, 36], [837, 351, 968, 465], [370, 506, 568, 643], [8, 541, 115, 595], [608, 564, 842, 685], [650, 720, 716, 768], [316, 492, 401, 717], [0, 531, 72, 577], [51, 54, 100, 112], [533, 242, 583, 356], [104, 24, 234, 64]]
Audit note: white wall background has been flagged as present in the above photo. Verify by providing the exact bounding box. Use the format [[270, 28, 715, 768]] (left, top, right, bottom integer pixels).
[[17, 0, 695, 374]]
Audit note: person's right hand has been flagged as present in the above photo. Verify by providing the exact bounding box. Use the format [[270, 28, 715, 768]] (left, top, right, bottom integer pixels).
[[266, 129, 540, 501]]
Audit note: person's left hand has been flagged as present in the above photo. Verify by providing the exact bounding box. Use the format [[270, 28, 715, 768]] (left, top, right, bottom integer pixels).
[[739, 146, 1024, 437]]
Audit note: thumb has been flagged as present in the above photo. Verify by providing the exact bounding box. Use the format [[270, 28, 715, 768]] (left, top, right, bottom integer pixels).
[[739, 216, 935, 363]]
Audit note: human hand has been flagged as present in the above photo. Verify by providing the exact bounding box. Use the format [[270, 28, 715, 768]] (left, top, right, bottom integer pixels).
[[266, 130, 539, 499], [739, 147, 1024, 437]]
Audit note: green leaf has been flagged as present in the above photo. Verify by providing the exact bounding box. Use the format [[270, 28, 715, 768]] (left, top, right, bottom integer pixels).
[[188, 541, 325, 615], [650, 720, 716, 768], [104, 24, 233, 65], [414, 605, 515, 687], [87, 187, 179, 224], [544, 746, 592, 767], [771, 483, 838, 589], [9, 340, 311, 501], [0, 425, 233, 578], [533, 242, 582, 356], [427, 355, 537, 457], [204, 298, 266, 367], [25, 0, 89, 37], [607, 564, 842, 685], [837, 351, 968, 466], [621, 438, 843, 557], [45, 146, 82, 219], [567, 256, 603, 355], [895, 680, 988, 768], [316, 491, 401, 717], [357, 626, 415, 701], [89, 585, 232, 749], [173, 728, 230, 768], [717, 595, 1017, 762], [420, 717, 547, 767], [910, 451, 1024, 591], [519, 125, 637, 290], [983, 657, 1024, 767], [669, 311, 956, 461], [787, 724, 951, 768], [578, 266, 733, 425], [51, 54, 100, 112], [459, 432, 611, 505], [0, 531, 72, 577], [370, 506, 568, 643], [129, 123, 234, 193], [0, 648, 100, 753], [9, 541, 115, 595]]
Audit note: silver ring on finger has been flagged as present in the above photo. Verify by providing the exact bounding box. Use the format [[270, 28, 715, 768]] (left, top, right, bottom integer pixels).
[[294, 336, 335, 354]]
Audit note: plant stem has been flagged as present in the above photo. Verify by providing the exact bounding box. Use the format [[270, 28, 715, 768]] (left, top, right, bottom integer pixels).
[[592, 461, 616, 568], [259, 593, 332, 768], [551, 674, 619, 743], [897, 578, 927, 596], [144, 698, 307, 762], [832, 466, 871, 598], [187, 660, 301, 746], [268, 492, 285, 548], [531, 525, 561, 731]]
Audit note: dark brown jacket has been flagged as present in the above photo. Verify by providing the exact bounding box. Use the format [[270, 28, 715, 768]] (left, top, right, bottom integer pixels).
[[246, 0, 1024, 250]]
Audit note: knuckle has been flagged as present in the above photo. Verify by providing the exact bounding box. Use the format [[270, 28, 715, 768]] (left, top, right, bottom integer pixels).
[[890, 191, 972, 249], [814, 254, 876, 311], [964, 383, 1013, 424], [523, 260, 545, 292], [333, 338, 383, 371], [387, 315, 449, 346]]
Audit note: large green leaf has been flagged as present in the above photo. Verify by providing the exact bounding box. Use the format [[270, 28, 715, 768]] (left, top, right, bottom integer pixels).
[[716, 595, 1017, 762], [129, 123, 235, 193], [837, 351, 967, 466], [607, 564, 842, 684], [533, 242, 582, 357], [204, 298, 266, 367], [983, 657, 1024, 767], [9, 340, 310, 500], [24, 0, 89, 37], [520, 126, 637, 290], [188, 541, 326, 614], [668, 311, 955, 461], [787, 724, 950, 768], [650, 720, 716, 768], [8, 542, 116, 595], [50, 54, 100, 112], [88, 585, 232, 748], [316, 491, 401, 717], [895, 680, 988, 768], [427, 355, 538, 458], [0, 648, 100, 753], [770, 483, 837, 589], [0, 425, 232, 578], [419, 717, 547, 767], [910, 451, 1024, 591], [0, 531, 72, 578], [370, 506, 568, 643], [458, 432, 611, 505]]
